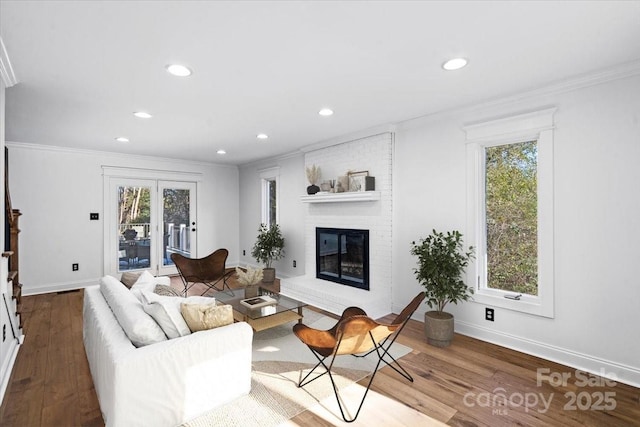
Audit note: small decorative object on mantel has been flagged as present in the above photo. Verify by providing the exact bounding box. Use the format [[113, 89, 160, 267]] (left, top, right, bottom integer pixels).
[[348, 171, 375, 192], [337, 175, 349, 192], [305, 165, 321, 195]]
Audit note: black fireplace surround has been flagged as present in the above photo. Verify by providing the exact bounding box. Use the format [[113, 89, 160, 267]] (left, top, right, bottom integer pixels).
[[316, 227, 369, 290]]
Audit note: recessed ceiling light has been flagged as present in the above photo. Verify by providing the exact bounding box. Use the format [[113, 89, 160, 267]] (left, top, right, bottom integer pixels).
[[257, 133, 269, 140], [165, 64, 192, 77], [442, 57, 468, 71], [133, 111, 152, 119], [115, 137, 129, 143], [217, 149, 226, 155], [319, 108, 334, 116]]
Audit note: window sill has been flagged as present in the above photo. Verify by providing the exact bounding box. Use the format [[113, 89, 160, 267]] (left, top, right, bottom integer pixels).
[[472, 290, 554, 318]]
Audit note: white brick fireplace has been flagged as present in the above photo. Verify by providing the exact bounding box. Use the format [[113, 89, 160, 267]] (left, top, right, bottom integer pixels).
[[281, 132, 393, 319]]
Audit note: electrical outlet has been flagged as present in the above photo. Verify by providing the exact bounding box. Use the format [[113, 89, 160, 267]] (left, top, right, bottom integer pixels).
[[72, 263, 79, 271], [90, 213, 99, 220], [293, 260, 297, 268], [3, 324, 6, 342], [485, 308, 494, 321], [243, 250, 246, 256]]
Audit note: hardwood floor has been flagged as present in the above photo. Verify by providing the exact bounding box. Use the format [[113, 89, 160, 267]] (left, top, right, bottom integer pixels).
[[1, 279, 638, 426]]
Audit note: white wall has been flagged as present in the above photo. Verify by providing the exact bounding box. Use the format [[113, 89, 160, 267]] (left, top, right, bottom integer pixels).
[[7, 143, 240, 295], [234, 74, 640, 386], [393, 74, 640, 387], [238, 153, 305, 278], [281, 133, 394, 319]]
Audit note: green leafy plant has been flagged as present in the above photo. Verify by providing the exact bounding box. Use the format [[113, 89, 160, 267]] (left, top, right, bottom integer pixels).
[[410, 229, 475, 313], [251, 223, 285, 268]]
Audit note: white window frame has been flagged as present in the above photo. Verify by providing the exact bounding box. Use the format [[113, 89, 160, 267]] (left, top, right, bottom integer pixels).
[[464, 108, 556, 318], [259, 166, 280, 227]]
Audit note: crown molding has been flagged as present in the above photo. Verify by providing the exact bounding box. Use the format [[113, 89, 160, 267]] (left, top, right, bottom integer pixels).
[[299, 124, 396, 154], [5, 141, 237, 170], [400, 60, 640, 130], [0, 37, 18, 88]]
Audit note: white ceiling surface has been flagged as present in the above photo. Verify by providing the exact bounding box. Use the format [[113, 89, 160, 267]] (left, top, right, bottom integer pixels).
[[2, 1, 640, 165]]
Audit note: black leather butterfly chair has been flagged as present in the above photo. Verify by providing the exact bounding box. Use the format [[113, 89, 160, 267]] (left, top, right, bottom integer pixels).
[[171, 249, 235, 296], [292, 292, 425, 422]]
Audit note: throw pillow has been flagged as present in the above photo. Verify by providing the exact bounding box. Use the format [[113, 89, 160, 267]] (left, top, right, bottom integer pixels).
[[181, 303, 234, 332], [140, 291, 215, 339], [99, 275, 167, 347], [120, 271, 142, 288], [130, 270, 157, 293], [154, 284, 182, 297]]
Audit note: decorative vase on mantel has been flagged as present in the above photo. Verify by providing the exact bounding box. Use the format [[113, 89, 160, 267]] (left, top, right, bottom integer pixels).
[[305, 165, 321, 195]]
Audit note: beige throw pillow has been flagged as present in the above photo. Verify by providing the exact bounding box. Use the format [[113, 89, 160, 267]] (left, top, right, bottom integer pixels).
[[120, 271, 142, 289], [181, 303, 234, 332]]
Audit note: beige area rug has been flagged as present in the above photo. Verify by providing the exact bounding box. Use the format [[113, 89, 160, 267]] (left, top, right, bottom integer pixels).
[[184, 309, 443, 426]]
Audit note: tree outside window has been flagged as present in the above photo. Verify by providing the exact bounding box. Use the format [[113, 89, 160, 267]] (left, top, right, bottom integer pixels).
[[485, 140, 538, 296]]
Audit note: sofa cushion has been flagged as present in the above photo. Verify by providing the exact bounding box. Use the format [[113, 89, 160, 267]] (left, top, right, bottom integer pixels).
[[99, 275, 167, 347], [181, 303, 234, 332], [140, 291, 215, 339]]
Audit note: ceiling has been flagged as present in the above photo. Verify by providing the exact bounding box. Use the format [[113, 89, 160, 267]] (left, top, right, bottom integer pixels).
[[2, 1, 640, 165]]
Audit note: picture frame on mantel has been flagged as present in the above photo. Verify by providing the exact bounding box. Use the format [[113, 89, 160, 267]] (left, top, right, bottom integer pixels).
[[348, 170, 375, 192]]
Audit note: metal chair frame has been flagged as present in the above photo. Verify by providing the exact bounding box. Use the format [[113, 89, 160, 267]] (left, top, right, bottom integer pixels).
[[293, 293, 425, 423], [171, 249, 235, 296]]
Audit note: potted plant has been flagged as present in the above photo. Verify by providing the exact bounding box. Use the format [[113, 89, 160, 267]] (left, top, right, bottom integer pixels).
[[410, 229, 474, 347], [251, 223, 285, 282]]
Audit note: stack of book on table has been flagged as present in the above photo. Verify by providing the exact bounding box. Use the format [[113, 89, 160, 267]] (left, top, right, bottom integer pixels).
[[240, 295, 277, 309]]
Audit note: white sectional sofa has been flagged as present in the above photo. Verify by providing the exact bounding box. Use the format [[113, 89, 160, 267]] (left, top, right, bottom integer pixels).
[[83, 276, 253, 427]]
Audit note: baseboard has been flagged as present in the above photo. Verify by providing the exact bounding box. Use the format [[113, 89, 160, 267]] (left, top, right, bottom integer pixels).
[[455, 319, 640, 388], [22, 278, 100, 296], [0, 338, 20, 406]]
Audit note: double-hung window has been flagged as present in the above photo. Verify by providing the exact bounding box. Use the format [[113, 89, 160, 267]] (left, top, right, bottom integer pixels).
[[464, 108, 556, 317], [259, 167, 279, 227]]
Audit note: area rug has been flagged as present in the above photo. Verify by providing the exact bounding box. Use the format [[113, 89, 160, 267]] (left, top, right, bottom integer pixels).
[[183, 309, 421, 426]]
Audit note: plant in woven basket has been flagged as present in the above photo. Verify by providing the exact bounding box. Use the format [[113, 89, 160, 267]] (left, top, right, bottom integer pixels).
[[235, 266, 264, 286]]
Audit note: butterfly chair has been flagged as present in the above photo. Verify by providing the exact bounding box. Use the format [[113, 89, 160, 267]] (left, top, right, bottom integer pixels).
[[171, 249, 235, 296], [292, 292, 425, 423]]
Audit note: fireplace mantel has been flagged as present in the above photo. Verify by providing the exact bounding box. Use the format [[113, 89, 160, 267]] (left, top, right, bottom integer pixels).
[[300, 191, 380, 203]]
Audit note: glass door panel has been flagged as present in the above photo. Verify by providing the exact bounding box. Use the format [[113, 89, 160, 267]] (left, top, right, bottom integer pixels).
[[109, 179, 156, 275], [158, 181, 196, 276]]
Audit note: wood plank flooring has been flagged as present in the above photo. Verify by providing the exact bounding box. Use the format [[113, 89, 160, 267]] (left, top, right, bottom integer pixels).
[[1, 279, 638, 426]]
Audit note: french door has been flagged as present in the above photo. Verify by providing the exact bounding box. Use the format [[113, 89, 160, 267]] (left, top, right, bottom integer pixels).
[[105, 177, 197, 277]]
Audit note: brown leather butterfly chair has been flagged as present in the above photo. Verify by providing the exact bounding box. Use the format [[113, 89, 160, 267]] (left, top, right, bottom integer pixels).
[[171, 249, 235, 296], [292, 292, 425, 422]]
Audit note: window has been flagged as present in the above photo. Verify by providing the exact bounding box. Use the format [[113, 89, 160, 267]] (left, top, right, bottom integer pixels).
[[464, 108, 555, 317], [259, 167, 280, 227], [485, 140, 538, 295]]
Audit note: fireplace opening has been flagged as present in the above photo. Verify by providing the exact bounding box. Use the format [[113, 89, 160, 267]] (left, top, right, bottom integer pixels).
[[316, 228, 369, 290]]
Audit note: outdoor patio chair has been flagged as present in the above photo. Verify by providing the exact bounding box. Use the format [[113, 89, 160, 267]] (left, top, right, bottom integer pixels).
[[171, 249, 235, 296], [292, 292, 425, 422]]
